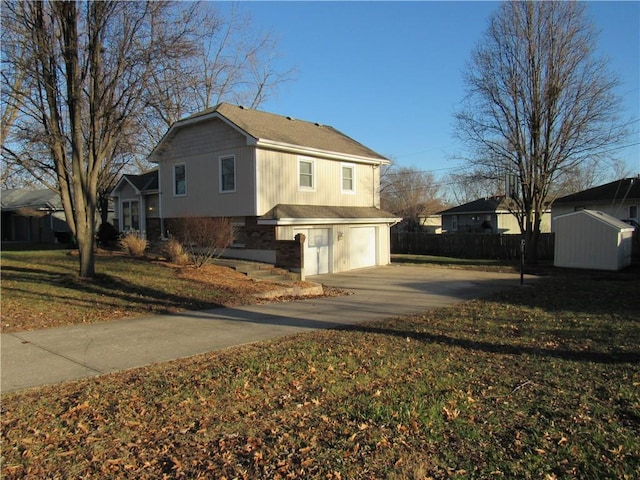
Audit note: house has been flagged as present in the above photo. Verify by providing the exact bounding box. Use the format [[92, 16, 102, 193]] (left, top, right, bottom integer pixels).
[[551, 177, 640, 226], [553, 209, 634, 271], [419, 214, 442, 234], [1, 188, 70, 244], [114, 103, 400, 277], [438, 196, 551, 234], [110, 170, 160, 239]]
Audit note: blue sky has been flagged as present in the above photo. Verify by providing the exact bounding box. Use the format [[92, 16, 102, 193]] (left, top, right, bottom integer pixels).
[[239, 1, 640, 180]]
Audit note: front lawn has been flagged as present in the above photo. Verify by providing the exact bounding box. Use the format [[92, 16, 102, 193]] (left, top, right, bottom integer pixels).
[[391, 253, 522, 272], [0, 250, 295, 332], [2, 271, 639, 479]]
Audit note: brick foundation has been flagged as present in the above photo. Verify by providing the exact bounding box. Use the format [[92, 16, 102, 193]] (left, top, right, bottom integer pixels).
[[162, 216, 305, 277]]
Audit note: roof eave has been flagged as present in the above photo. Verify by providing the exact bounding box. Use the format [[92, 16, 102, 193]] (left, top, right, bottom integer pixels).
[[256, 139, 389, 165], [258, 217, 402, 226]]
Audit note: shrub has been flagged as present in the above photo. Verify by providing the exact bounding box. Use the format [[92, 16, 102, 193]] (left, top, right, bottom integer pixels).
[[167, 217, 236, 268], [97, 222, 119, 247], [164, 237, 190, 265], [119, 232, 148, 257]]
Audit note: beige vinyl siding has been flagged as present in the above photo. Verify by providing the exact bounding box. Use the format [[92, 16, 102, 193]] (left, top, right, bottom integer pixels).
[[158, 118, 257, 218], [256, 149, 379, 215], [496, 212, 521, 234], [154, 118, 246, 161]]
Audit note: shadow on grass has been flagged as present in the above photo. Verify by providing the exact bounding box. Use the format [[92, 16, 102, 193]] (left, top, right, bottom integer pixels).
[[336, 323, 640, 365], [1, 264, 225, 313]]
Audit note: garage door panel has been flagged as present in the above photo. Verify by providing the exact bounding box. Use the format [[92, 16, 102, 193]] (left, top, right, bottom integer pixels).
[[350, 226, 376, 270]]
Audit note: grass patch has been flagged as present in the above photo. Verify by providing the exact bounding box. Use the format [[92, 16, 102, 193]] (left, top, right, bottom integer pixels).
[[392, 253, 522, 272], [2, 273, 639, 479], [0, 250, 292, 332]]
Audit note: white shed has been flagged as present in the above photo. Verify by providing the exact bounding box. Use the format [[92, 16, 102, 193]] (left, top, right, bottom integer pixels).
[[553, 209, 635, 271]]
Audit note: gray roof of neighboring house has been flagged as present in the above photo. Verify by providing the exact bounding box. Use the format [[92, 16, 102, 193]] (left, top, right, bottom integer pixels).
[[438, 196, 509, 215], [553, 177, 640, 204], [1, 188, 62, 211], [123, 170, 158, 192], [260, 204, 399, 220], [163, 103, 388, 162]]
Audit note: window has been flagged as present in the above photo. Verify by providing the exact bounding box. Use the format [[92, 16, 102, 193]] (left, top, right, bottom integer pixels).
[[122, 200, 139, 231], [451, 215, 458, 231], [219, 156, 236, 192], [173, 163, 186, 196], [341, 163, 355, 193], [630, 205, 638, 220], [298, 158, 315, 189]]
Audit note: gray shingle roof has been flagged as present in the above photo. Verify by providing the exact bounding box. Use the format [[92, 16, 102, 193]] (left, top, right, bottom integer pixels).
[[553, 177, 640, 204], [123, 170, 158, 192], [178, 103, 388, 161], [438, 196, 508, 215], [1, 189, 62, 211]]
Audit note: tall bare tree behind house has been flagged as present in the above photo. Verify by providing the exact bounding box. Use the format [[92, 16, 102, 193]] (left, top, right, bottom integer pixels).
[[455, 1, 627, 262]]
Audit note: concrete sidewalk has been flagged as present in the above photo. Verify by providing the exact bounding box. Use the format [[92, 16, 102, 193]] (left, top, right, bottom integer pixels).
[[1, 265, 533, 393]]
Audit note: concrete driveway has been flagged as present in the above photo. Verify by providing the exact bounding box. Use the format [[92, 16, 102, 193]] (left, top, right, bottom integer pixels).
[[1, 265, 532, 393]]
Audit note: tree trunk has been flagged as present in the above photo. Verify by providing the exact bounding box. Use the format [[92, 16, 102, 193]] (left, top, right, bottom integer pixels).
[[77, 227, 96, 278]]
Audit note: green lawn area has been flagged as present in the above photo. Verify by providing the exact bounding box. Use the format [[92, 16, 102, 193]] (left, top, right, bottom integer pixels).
[[2, 253, 639, 479], [392, 253, 521, 271]]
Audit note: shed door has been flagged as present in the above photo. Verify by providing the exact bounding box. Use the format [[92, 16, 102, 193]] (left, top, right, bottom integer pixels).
[[350, 226, 377, 269], [297, 228, 330, 276]]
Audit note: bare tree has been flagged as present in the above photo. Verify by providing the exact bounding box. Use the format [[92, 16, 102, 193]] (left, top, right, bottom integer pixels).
[[455, 1, 627, 262], [140, 3, 295, 159], [1, 1, 203, 277], [381, 165, 446, 231], [444, 168, 503, 205], [1, 1, 291, 277]]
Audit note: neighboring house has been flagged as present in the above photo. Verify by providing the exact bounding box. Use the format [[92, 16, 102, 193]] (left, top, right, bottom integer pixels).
[[120, 103, 400, 277], [1, 188, 70, 244], [110, 170, 160, 239], [419, 214, 442, 234], [552, 177, 640, 227], [439, 196, 551, 234]]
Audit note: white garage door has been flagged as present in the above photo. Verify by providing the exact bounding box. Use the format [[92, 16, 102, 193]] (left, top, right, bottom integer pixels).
[[297, 228, 330, 276], [350, 226, 377, 269]]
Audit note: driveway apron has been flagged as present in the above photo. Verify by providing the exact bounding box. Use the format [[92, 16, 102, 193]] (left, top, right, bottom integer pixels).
[[1, 265, 532, 392]]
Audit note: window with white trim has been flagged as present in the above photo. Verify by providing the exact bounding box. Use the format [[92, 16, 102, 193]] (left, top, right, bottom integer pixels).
[[173, 163, 186, 196], [219, 155, 236, 192], [298, 157, 315, 190], [122, 200, 140, 231], [341, 163, 355, 193]]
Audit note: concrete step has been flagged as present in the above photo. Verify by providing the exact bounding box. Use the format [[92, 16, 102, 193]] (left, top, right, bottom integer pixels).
[[215, 258, 299, 283]]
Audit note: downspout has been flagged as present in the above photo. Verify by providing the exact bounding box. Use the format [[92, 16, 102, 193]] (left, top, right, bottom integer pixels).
[[158, 168, 165, 238], [372, 164, 379, 208]]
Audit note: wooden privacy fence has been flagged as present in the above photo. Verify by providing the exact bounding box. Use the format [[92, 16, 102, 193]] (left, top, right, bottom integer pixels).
[[391, 232, 555, 261]]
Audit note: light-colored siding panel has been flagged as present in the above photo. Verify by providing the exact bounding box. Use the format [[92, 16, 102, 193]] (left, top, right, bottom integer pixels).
[[256, 149, 379, 215], [157, 118, 257, 218], [117, 183, 137, 198], [155, 118, 246, 161]]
